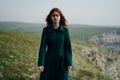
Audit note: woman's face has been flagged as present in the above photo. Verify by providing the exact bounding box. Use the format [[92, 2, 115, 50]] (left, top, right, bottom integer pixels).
[[51, 11, 61, 24]]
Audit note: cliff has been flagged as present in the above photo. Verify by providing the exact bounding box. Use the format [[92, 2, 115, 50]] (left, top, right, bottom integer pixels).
[[71, 39, 120, 80], [89, 29, 120, 44]]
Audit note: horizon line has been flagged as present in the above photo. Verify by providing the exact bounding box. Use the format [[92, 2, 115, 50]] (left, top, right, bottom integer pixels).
[[0, 20, 120, 27]]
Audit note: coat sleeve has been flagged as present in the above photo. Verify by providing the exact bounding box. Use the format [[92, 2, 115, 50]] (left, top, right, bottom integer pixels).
[[64, 28, 72, 66], [38, 28, 47, 66]]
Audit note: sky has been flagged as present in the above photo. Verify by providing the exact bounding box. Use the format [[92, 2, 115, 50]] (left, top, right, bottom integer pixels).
[[0, 0, 120, 26]]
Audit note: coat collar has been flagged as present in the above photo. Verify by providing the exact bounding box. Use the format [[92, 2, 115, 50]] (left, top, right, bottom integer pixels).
[[47, 24, 65, 32]]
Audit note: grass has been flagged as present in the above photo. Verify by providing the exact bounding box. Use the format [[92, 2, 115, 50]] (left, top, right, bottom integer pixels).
[[0, 30, 40, 80]]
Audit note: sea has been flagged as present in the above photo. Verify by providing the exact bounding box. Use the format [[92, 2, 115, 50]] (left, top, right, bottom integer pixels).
[[104, 44, 120, 51]]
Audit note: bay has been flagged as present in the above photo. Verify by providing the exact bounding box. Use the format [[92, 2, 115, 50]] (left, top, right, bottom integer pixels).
[[105, 44, 120, 51]]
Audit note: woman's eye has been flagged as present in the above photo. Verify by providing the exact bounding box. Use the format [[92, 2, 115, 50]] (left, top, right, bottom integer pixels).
[[52, 14, 59, 17]]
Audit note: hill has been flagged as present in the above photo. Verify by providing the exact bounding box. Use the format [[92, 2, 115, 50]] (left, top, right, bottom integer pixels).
[[1, 30, 120, 80], [0, 21, 43, 34], [0, 21, 119, 39]]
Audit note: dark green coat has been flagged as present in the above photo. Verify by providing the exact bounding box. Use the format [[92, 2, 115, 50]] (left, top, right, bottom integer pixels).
[[38, 25, 72, 80]]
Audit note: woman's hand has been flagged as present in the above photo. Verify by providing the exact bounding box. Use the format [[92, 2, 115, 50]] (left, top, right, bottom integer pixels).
[[68, 66, 72, 70], [38, 66, 44, 72]]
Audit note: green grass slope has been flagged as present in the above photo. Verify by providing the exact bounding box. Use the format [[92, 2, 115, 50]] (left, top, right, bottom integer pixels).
[[0, 30, 40, 80], [0, 30, 114, 80]]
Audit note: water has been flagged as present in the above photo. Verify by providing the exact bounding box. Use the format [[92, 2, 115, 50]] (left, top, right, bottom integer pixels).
[[105, 44, 120, 51]]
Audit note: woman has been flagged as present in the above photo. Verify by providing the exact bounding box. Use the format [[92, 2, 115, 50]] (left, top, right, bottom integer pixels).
[[38, 7, 72, 80]]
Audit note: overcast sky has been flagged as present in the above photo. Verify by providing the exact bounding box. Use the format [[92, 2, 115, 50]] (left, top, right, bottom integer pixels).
[[0, 0, 120, 26]]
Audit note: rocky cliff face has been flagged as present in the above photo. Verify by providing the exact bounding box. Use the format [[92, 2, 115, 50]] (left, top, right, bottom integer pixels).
[[83, 47, 120, 80], [71, 39, 120, 80], [89, 29, 120, 44]]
